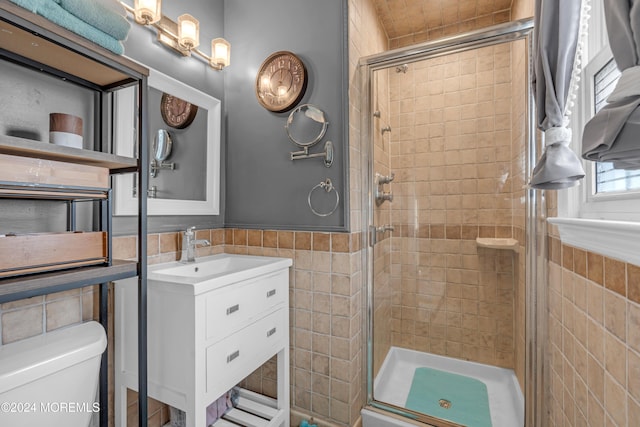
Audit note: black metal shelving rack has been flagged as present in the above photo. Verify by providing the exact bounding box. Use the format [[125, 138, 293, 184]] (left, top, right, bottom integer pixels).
[[0, 1, 149, 426]]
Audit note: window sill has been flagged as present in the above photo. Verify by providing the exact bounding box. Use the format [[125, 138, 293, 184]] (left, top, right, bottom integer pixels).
[[547, 217, 640, 266]]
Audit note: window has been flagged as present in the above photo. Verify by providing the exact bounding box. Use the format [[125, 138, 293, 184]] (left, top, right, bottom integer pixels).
[[591, 59, 640, 194], [571, 4, 640, 222], [551, 2, 640, 266]]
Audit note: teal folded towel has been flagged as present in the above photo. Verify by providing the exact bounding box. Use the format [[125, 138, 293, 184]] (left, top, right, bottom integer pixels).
[[54, 0, 127, 17], [54, 0, 130, 41], [8, 0, 124, 55]]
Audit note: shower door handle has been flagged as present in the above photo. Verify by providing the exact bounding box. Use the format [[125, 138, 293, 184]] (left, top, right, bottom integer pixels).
[[370, 225, 394, 246]]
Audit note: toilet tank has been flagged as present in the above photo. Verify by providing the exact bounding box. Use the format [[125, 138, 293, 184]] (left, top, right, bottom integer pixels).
[[0, 321, 107, 427]]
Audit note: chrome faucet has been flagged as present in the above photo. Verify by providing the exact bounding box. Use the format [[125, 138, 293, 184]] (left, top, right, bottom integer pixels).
[[180, 226, 211, 263]]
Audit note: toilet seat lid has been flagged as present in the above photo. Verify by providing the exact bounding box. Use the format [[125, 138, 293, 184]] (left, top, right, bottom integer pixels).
[[0, 321, 106, 394]]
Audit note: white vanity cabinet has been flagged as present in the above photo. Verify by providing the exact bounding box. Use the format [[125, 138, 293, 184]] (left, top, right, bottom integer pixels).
[[114, 254, 292, 427]]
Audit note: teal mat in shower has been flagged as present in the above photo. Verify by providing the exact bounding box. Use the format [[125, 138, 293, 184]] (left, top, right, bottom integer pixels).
[[405, 367, 492, 427]]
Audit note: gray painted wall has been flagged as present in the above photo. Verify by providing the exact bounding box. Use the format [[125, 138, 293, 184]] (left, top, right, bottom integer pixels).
[[0, 60, 96, 234], [2, 0, 349, 236], [223, 0, 349, 231], [115, 0, 227, 235]]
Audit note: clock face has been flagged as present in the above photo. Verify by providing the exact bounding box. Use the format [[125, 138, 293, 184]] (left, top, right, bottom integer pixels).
[[255, 51, 308, 113], [160, 93, 198, 129]]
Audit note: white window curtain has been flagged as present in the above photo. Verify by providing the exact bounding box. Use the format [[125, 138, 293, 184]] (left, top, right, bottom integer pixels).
[[529, 0, 590, 190], [582, 0, 640, 169]]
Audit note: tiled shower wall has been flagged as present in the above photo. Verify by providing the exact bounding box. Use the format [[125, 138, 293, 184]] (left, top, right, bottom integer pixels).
[[377, 43, 522, 370]]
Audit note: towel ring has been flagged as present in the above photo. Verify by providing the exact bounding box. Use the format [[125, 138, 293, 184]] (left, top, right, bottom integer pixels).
[[308, 179, 339, 217]]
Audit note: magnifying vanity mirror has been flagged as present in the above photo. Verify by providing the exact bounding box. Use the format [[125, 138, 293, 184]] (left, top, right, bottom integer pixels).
[[113, 68, 221, 215], [286, 104, 328, 146], [287, 104, 333, 167], [153, 129, 173, 161], [150, 129, 175, 178]]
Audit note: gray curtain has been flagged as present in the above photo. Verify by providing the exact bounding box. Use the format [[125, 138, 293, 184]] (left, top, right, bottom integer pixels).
[[530, 0, 587, 189], [582, 0, 640, 169]]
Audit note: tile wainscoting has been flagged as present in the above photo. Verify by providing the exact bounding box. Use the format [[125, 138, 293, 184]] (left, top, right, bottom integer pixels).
[[547, 236, 640, 426]]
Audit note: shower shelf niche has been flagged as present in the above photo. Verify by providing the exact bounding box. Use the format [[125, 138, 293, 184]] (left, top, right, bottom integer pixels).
[[475, 237, 519, 251]]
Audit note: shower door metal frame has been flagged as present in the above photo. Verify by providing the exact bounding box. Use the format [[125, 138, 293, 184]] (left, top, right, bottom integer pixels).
[[359, 18, 545, 427]]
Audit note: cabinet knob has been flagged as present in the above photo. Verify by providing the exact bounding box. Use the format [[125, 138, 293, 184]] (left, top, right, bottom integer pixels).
[[226, 304, 239, 315], [267, 289, 276, 298], [267, 327, 277, 337]]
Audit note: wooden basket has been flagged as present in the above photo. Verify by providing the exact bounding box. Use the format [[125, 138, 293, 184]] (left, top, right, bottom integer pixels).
[[0, 231, 107, 277], [0, 153, 108, 189]]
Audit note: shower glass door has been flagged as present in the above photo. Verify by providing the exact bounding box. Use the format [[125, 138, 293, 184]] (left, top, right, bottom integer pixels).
[[363, 20, 535, 427]]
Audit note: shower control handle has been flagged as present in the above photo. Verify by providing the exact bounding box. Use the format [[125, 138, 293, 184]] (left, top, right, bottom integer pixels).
[[377, 173, 395, 185], [375, 190, 393, 206], [375, 172, 394, 206]]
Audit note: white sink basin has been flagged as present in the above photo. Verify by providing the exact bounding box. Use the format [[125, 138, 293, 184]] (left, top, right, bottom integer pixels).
[[148, 253, 292, 294]]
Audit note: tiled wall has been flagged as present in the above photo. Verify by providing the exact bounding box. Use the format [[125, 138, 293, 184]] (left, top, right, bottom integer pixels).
[[227, 230, 364, 427], [511, 0, 534, 22], [0, 287, 96, 345], [375, 43, 521, 370], [348, 0, 389, 235], [381, 0, 512, 49], [386, 44, 516, 229], [389, 230, 516, 367], [547, 238, 640, 426]]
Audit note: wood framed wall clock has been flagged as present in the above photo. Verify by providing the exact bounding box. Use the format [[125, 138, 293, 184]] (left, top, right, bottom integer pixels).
[[160, 93, 198, 129], [255, 51, 308, 113]]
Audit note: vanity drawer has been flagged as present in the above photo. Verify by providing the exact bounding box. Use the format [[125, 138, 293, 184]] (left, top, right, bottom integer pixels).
[[204, 270, 287, 343], [205, 308, 286, 398]]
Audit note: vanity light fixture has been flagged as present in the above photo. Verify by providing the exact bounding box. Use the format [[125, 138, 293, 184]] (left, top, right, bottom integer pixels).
[[123, 1, 230, 70]]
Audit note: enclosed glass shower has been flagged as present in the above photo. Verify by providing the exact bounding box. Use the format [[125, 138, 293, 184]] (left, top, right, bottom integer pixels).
[[360, 19, 544, 427]]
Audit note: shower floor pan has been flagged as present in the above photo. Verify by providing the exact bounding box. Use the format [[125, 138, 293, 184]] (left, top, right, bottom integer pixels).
[[367, 347, 523, 427]]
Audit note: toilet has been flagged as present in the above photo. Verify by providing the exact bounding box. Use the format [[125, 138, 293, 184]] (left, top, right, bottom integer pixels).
[[0, 321, 107, 427]]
